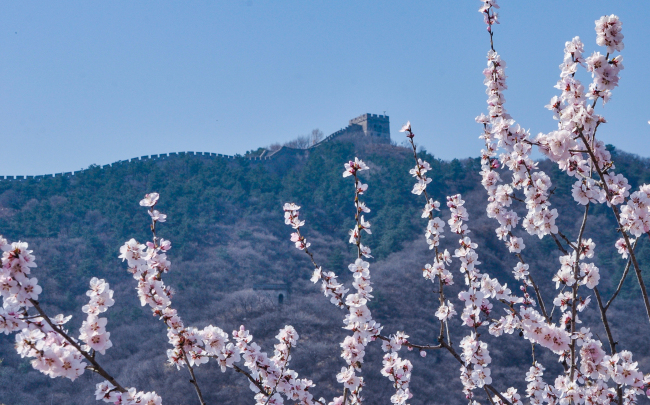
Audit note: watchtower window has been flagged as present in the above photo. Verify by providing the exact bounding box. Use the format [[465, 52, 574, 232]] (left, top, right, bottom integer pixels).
[[278, 293, 284, 304]]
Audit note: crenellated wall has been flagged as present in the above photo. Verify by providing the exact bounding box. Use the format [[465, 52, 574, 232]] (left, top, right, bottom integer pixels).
[[0, 151, 279, 182], [1, 113, 390, 181]]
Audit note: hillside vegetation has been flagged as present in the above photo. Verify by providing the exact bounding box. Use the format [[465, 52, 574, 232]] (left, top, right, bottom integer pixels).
[[2, 138, 650, 404]]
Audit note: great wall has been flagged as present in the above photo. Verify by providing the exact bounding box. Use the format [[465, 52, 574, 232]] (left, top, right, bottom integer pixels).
[[1, 113, 391, 181]]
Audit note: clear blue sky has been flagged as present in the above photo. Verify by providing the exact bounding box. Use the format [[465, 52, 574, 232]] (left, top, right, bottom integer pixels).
[[1, 1, 648, 176]]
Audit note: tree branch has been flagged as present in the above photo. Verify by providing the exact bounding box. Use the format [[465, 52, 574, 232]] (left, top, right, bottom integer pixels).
[[594, 288, 617, 354], [376, 335, 442, 351], [569, 204, 589, 380], [232, 364, 268, 395], [594, 288, 625, 405], [605, 240, 638, 311], [577, 131, 650, 324], [557, 231, 577, 251], [180, 347, 207, 405], [29, 299, 127, 393], [485, 386, 498, 405], [515, 253, 549, 322], [551, 233, 569, 255], [439, 336, 512, 405]]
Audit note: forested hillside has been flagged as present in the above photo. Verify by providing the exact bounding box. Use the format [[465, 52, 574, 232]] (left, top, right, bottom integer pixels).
[[2, 138, 650, 404]]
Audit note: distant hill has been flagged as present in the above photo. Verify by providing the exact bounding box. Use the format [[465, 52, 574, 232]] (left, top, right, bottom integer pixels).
[[2, 138, 650, 405]]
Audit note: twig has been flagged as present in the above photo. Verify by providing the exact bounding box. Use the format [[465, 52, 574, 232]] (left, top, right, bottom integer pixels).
[[376, 335, 442, 351], [233, 364, 268, 394], [557, 231, 577, 251], [551, 233, 569, 255], [485, 384, 512, 405], [485, 386, 498, 405], [569, 204, 589, 380], [594, 288, 617, 354], [593, 289, 624, 405], [531, 343, 536, 364], [180, 347, 207, 405], [515, 253, 549, 322], [605, 240, 638, 311], [405, 129, 454, 346]]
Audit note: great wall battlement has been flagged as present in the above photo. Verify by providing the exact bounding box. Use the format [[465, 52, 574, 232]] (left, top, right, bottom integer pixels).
[[1, 113, 390, 181], [0, 151, 274, 181]]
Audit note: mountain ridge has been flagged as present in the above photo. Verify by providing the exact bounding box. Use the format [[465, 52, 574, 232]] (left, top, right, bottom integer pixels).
[[2, 138, 650, 404], [0, 113, 393, 181]]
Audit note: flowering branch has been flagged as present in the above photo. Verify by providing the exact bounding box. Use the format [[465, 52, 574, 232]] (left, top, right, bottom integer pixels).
[[575, 130, 650, 323], [400, 122, 455, 343], [263, 344, 292, 405], [28, 298, 126, 393], [4, 3, 650, 405]]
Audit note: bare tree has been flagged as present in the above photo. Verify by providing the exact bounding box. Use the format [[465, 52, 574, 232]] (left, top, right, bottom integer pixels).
[[283, 129, 323, 149], [310, 129, 324, 146]]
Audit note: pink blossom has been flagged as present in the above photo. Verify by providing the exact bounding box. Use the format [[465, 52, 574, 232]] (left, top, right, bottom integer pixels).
[[139, 192, 160, 207]]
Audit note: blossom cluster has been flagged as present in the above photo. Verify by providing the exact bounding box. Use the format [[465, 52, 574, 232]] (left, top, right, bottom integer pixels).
[[401, 123, 456, 298], [335, 158, 384, 404], [595, 15, 625, 54], [283, 203, 349, 308], [523, 344, 648, 405], [285, 158, 391, 404], [552, 251, 600, 291], [234, 325, 317, 405], [536, 15, 629, 212], [1, 240, 40, 319], [121, 198, 229, 370], [336, 257, 383, 404], [477, 50, 559, 242], [95, 383, 163, 405], [478, 0, 499, 31], [521, 307, 571, 355], [284, 203, 309, 250], [422, 250, 453, 290], [1, 236, 162, 403], [525, 362, 552, 405], [409, 157, 432, 196], [424, 203, 445, 250], [79, 277, 115, 355], [1, 238, 89, 381], [121, 193, 228, 371], [407, 152, 446, 251], [477, 2, 565, 293], [14, 316, 87, 381], [344, 158, 373, 259], [122, 193, 320, 404], [619, 185, 650, 238], [459, 333, 493, 393], [448, 195, 498, 398], [380, 332, 413, 405], [476, 3, 650, 405]]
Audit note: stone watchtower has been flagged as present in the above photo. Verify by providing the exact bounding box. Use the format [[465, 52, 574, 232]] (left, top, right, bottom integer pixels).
[[349, 113, 391, 143], [268, 113, 392, 156]]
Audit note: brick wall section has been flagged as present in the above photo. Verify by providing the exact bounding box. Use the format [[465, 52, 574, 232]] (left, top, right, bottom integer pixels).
[[1, 114, 390, 181]]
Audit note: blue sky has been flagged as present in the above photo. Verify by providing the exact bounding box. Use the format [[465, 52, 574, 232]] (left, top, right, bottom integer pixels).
[[1, 1, 648, 175]]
